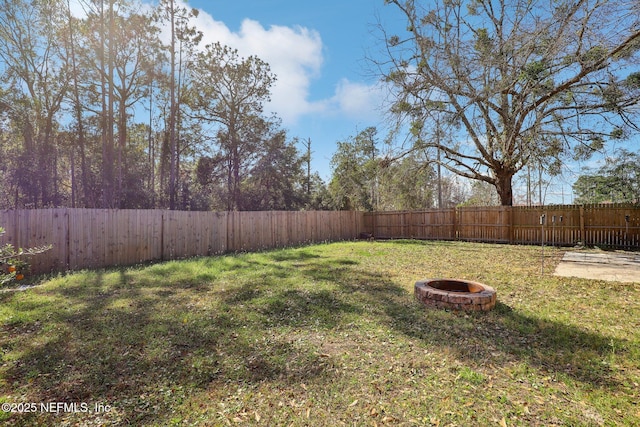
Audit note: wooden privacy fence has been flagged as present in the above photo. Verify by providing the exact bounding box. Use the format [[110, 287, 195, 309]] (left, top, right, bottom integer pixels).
[[0, 209, 364, 274], [364, 204, 640, 249], [3, 205, 638, 275]]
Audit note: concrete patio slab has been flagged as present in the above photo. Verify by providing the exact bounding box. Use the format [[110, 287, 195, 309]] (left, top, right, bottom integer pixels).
[[554, 251, 640, 283]]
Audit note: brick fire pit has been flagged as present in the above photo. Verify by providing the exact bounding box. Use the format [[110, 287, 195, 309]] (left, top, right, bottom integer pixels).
[[414, 279, 496, 312]]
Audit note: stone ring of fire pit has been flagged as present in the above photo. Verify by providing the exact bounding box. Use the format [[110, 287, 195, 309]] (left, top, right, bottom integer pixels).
[[414, 279, 496, 312]]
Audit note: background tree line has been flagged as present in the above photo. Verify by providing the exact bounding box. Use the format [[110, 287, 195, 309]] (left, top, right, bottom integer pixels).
[[0, 0, 327, 211], [573, 150, 640, 204], [0, 0, 471, 212], [5, 0, 636, 212], [328, 126, 474, 210]]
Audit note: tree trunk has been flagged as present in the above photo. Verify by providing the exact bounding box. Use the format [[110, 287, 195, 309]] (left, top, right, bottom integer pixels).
[[495, 170, 515, 206], [226, 156, 233, 211], [100, 0, 114, 208], [107, 0, 116, 208], [117, 100, 127, 207], [168, 0, 177, 210], [232, 140, 240, 211], [148, 79, 155, 207], [66, 0, 90, 207]]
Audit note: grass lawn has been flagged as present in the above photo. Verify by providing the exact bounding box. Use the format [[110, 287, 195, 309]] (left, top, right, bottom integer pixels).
[[1, 240, 639, 426]]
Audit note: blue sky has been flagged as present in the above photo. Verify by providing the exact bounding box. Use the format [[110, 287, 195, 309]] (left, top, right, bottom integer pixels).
[[179, 0, 611, 204], [69, 0, 635, 204], [184, 0, 399, 183]]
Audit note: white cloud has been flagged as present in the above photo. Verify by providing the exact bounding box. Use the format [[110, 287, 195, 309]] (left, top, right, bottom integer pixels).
[[330, 78, 387, 121], [191, 9, 325, 125], [71, 0, 388, 126], [188, 3, 389, 125]]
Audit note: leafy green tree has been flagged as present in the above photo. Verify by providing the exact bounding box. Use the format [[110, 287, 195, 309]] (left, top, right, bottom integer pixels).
[[241, 131, 306, 211], [111, 12, 158, 207], [193, 117, 308, 211], [330, 127, 439, 211], [329, 127, 437, 210], [329, 127, 381, 211], [573, 150, 640, 203], [153, 0, 202, 209], [378, 154, 437, 210], [305, 173, 333, 211], [190, 42, 275, 210], [76, 0, 164, 208], [0, 0, 322, 212], [381, 0, 640, 205], [75, 0, 120, 207]]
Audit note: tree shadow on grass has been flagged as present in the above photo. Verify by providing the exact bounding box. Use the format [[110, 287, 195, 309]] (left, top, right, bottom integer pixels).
[[376, 286, 630, 390], [255, 251, 632, 392], [268, 249, 323, 263], [1, 249, 634, 426], [292, 258, 633, 391], [380, 239, 459, 246], [0, 268, 337, 426]]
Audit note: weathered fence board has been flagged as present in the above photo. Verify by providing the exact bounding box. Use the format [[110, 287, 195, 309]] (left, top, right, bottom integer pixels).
[[0, 209, 68, 272], [3, 205, 637, 276], [582, 204, 639, 248], [362, 209, 456, 240], [458, 206, 511, 242], [0, 209, 365, 274], [365, 204, 640, 249], [512, 206, 582, 246]]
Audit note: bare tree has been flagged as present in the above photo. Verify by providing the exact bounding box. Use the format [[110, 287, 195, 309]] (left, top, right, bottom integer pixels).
[[77, 0, 117, 207], [380, 0, 640, 205], [112, 11, 157, 207], [64, 0, 91, 207], [0, 0, 69, 207], [154, 0, 201, 209]]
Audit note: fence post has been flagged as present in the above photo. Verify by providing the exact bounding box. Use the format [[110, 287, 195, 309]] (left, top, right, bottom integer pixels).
[[160, 212, 165, 261], [452, 207, 458, 240], [373, 211, 377, 238], [579, 205, 585, 244], [65, 208, 71, 270], [402, 212, 406, 238], [508, 206, 513, 244]]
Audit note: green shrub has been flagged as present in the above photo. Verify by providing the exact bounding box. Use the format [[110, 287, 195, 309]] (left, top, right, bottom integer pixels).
[[0, 226, 50, 285]]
